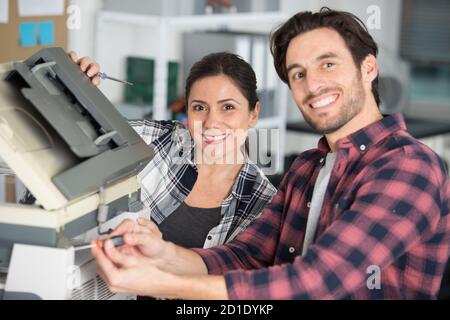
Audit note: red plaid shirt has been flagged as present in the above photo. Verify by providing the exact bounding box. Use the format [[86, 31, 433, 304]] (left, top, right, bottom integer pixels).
[[194, 113, 450, 299]]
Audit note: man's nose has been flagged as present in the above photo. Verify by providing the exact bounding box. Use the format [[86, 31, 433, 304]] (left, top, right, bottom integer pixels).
[[305, 70, 326, 95]]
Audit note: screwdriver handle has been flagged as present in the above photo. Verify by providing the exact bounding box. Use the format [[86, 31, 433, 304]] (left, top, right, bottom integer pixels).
[[109, 235, 125, 247], [73, 235, 125, 251]]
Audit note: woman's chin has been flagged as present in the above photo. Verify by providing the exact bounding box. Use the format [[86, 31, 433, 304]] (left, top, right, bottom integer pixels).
[[201, 151, 227, 164]]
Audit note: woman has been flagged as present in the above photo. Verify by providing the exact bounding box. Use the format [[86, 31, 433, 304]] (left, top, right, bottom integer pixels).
[[69, 51, 276, 249]]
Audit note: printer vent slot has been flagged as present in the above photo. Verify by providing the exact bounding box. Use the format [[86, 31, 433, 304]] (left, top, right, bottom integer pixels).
[[96, 275, 115, 300], [71, 278, 95, 300], [70, 275, 114, 300]]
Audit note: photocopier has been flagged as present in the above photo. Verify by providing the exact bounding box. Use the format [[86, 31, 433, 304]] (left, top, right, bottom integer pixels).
[[0, 47, 154, 299]]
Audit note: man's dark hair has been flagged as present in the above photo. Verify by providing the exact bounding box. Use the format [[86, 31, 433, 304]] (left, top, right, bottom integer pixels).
[[185, 52, 259, 111], [270, 7, 380, 106]]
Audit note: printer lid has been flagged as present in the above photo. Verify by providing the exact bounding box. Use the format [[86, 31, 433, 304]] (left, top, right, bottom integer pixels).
[[0, 48, 154, 210]]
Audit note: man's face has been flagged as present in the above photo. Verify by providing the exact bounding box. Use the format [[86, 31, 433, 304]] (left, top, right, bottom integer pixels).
[[286, 27, 367, 134]]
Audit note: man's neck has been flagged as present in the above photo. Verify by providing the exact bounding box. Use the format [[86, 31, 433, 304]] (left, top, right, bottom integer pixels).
[[325, 103, 383, 152]]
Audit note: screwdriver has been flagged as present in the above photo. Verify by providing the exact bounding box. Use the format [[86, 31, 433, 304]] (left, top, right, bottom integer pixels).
[[74, 235, 125, 251], [97, 72, 134, 86]]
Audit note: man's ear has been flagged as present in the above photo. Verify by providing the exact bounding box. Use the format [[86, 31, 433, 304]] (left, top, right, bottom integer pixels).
[[361, 54, 379, 84], [249, 102, 260, 128]]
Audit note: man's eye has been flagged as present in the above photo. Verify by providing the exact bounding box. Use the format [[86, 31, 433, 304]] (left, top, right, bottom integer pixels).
[[293, 71, 305, 80], [324, 62, 334, 69]]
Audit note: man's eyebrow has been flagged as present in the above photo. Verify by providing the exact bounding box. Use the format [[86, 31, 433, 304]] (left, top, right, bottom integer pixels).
[[316, 52, 339, 61], [286, 63, 303, 75], [286, 52, 340, 75]]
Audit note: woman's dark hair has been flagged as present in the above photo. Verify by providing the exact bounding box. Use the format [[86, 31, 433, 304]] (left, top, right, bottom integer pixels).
[[185, 52, 259, 111], [270, 7, 380, 106]]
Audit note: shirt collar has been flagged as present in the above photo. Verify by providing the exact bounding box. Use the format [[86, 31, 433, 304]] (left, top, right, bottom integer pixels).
[[317, 113, 407, 153], [230, 157, 259, 200]]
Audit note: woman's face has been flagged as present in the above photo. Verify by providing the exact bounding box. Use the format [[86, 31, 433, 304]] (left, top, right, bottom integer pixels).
[[187, 74, 260, 164]]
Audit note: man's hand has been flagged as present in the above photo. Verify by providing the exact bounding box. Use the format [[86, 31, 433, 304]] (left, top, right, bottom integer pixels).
[[68, 51, 101, 86], [92, 237, 179, 297], [91, 218, 228, 299], [107, 218, 174, 269], [93, 239, 228, 299]]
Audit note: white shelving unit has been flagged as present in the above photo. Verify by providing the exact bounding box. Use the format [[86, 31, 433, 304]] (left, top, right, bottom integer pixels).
[[95, 11, 289, 174]]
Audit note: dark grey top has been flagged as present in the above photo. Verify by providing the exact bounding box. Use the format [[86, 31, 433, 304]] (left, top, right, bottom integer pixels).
[[158, 202, 222, 248]]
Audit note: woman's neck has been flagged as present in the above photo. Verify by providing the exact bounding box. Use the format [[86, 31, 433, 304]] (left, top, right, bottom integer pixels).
[[195, 148, 246, 178], [196, 162, 244, 180]]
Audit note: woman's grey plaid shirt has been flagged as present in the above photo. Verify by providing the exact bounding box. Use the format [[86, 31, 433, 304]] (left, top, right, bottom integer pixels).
[[129, 120, 277, 248]]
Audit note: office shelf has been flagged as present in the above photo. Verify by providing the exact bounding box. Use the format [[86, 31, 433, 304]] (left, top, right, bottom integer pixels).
[[95, 10, 289, 173]]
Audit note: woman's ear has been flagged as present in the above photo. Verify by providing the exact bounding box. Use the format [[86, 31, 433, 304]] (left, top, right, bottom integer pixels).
[[248, 102, 260, 128]]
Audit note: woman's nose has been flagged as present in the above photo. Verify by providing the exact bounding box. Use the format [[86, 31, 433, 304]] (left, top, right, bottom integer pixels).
[[204, 109, 221, 128]]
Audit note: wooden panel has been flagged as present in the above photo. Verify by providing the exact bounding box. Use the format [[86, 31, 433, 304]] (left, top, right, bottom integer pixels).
[[0, 0, 68, 63]]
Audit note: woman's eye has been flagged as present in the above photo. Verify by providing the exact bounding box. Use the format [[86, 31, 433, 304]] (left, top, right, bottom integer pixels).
[[224, 104, 235, 110], [193, 104, 205, 111]]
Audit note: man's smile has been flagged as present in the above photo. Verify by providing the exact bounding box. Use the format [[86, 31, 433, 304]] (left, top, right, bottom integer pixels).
[[308, 93, 339, 110]]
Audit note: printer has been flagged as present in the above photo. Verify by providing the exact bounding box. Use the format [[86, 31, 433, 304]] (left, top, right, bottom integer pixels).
[[0, 47, 154, 299]]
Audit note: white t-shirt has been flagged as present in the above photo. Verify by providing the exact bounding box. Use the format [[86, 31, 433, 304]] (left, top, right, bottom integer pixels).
[[301, 152, 337, 256]]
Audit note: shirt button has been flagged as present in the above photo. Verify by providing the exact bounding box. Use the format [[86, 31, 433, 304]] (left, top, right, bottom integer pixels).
[[307, 202, 312, 208], [207, 235, 212, 241], [319, 158, 324, 164], [360, 145, 366, 151], [289, 247, 295, 254]]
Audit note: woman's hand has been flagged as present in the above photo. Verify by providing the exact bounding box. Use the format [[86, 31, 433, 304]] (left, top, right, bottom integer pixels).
[[68, 51, 101, 86]]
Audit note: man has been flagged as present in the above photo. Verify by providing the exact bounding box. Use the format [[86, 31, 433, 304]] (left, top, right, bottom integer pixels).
[[93, 7, 450, 299]]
